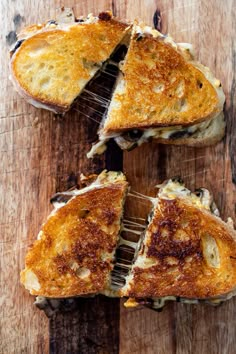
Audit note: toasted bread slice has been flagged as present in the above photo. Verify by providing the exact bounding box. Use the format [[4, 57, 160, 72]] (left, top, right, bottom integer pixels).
[[103, 25, 224, 133], [10, 11, 130, 113], [20, 171, 129, 297], [87, 26, 225, 157], [122, 179, 236, 303]]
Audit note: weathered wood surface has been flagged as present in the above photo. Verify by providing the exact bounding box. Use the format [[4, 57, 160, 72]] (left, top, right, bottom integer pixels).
[[1, 0, 236, 353]]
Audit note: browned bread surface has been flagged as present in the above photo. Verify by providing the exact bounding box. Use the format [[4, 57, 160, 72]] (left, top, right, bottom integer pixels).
[[104, 31, 221, 133], [123, 197, 236, 299], [11, 16, 129, 112], [20, 173, 128, 297]]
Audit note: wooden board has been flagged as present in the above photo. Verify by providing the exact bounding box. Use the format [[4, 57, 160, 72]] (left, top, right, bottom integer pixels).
[[1, 0, 236, 353]]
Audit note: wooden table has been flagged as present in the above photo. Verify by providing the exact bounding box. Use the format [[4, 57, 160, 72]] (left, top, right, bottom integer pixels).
[[1, 0, 236, 353]]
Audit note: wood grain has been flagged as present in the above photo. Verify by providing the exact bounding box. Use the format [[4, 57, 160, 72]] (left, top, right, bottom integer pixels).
[[1, 0, 236, 353], [1, 1, 52, 352], [50, 296, 120, 354]]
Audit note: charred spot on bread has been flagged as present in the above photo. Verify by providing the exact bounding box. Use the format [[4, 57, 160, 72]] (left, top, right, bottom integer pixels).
[[197, 80, 203, 89], [98, 12, 112, 21]]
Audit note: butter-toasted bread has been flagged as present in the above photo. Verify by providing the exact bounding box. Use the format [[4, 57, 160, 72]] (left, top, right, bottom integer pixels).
[[103, 25, 224, 132], [20, 171, 128, 297], [10, 11, 130, 113], [122, 179, 236, 303]]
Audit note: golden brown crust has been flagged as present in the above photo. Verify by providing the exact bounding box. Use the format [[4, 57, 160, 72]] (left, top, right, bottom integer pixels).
[[21, 178, 128, 297], [124, 197, 236, 299], [104, 32, 220, 133], [11, 16, 130, 112]]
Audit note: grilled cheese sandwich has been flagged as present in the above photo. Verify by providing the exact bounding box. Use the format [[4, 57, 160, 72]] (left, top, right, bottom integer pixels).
[[121, 179, 236, 309], [88, 24, 225, 157], [21, 173, 236, 310], [10, 11, 225, 153], [10, 10, 131, 113], [20, 171, 129, 297]]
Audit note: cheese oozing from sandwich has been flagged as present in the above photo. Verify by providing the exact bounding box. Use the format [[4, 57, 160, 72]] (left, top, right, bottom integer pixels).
[[87, 25, 225, 157], [121, 179, 236, 308]]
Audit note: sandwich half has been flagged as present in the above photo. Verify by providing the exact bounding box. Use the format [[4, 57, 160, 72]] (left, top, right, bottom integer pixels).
[[121, 179, 236, 309], [10, 9, 131, 113], [88, 24, 225, 157], [20, 170, 129, 297]]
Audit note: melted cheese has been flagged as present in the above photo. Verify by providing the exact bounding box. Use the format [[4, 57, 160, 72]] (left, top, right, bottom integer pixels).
[[122, 179, 231, 310], [87, 115, 217, 158], [87, 26, 225, 158], [157, 180, 211, 210]]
